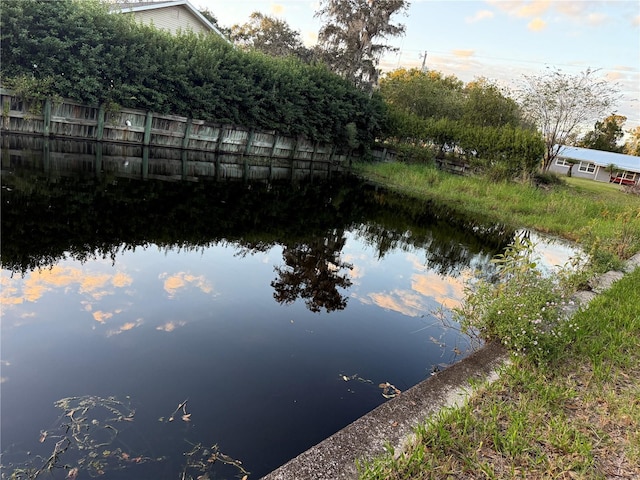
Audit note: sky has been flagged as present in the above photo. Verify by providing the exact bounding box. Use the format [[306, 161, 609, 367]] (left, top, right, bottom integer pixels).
[[192, 0, 640, 134]]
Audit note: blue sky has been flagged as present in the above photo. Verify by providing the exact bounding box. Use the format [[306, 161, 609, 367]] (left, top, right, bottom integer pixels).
[[194, 0, 640, 133]]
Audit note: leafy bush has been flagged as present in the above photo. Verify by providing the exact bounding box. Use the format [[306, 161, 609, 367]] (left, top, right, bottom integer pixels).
[[454, 235, 579, 365], [531, 170, 566, 187], [0, 0, 385, 149]]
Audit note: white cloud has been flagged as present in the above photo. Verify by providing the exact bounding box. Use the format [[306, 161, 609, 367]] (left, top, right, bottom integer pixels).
[[465, 9, 494, 23]]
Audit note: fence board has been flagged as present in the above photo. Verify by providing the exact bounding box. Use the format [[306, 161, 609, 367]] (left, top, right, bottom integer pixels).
[[1, 88, 353, 176]]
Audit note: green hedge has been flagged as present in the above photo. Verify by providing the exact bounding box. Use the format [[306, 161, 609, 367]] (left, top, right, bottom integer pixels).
[[0, 0, 386, 149]]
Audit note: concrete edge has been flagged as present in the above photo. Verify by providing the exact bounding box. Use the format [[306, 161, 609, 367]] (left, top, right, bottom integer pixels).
[[261, 341, 509, 480], [262, 252, 640, 480]]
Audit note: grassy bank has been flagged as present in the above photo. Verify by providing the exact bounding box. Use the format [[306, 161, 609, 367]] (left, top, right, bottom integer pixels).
[[353, 162, 640, 479], [354, 162, 640, 264]]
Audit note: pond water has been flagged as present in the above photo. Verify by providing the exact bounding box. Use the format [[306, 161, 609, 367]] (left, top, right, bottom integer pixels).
[[0, 138, 575, 478]]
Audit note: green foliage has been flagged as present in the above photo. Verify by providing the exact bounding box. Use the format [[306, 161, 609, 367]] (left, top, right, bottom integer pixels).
[[0, 0, 384, 149], [377, 68, 544, 180], [379, 68, 465, 121], [577, 114, 626, 153], [518, 67, 621, 171], [454, 235, 577, 365], [381, 107, 544, 179], [0, 73, 57, 114], [531, 170, 566, 187], [315, 0, 409, 92], [229, 11, 310, 60], [380, 141, 436, 164]]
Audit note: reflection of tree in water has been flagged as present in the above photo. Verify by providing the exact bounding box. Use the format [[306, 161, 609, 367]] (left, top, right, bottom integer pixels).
[[271, 230, 353, 313]]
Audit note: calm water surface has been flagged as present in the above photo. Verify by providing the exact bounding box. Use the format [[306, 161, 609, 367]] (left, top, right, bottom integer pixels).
[[0, 139, 573, 478]]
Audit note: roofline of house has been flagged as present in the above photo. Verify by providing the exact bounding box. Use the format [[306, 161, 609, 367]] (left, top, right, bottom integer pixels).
[[556, 145, 640, 173], [115, 0, 231, 44]]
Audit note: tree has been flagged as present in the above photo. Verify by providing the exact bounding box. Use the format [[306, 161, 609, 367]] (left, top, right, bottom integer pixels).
[[462, 77, 524, 128], [578, 114, 626, 153], [315, 0, 409, 92], [229, 12, 311, 61], [198, 8, 231, 37], [517, 67, 621, 171], [379, 68, 464, 121], [623, 126, 640, 156]]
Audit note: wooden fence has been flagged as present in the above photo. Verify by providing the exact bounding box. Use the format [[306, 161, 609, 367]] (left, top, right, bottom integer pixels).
[[0, 88, 354, 174], [1, 133, 349, 183]]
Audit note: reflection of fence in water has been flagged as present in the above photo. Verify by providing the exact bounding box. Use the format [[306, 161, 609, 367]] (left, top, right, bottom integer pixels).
[[1, 135, 343, 182], [0, 88, 350, 178]]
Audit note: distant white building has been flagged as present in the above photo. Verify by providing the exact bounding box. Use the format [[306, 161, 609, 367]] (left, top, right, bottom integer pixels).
[[549, 145, 640, 186], [112, 0, 229, 40]]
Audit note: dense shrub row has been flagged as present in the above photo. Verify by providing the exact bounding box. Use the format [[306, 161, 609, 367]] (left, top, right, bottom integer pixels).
[[384, 108, 545, 179], [0, 0, 386, 148]]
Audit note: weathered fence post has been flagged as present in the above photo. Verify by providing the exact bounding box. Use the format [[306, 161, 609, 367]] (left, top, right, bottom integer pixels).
[[181, 118, 192, 149], [215, 127, 225, 155], [243, 128, 255, 182], [43, 98, 52, 137], [97, 105, 105, 141], [181, 150, 188, 180], [95, 142, 103, 178], [143, 111, 153, 146], [2, 97, 10, 130], [290, 137, 299, 180], [43, 137, 50, 172], [142, 146, 149, 180]]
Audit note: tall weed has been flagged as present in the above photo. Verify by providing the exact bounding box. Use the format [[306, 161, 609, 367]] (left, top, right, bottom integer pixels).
[[454, 235, 579, 365]]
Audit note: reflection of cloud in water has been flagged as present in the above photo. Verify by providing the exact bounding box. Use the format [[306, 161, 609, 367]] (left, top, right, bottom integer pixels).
[[107, 318, 143, 337], [112, 272, 133, 288], [156, 320, 187, 332], [365, 289, 425, 317], [525, 231, 584, 275], [356, 251, 472, 316], [411, 271, 467, 310], [0, 275, 22, 306], [348, 264, 365, 280], [93, 310, 113, 324], [159, 272, 213, 298], [0, 266, 133, 307]]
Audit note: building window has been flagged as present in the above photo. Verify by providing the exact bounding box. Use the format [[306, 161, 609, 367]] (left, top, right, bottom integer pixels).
[[555, 158, 571, 167], [578, 162, 596, 174]]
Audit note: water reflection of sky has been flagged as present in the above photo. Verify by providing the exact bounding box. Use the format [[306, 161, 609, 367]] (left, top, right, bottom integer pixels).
[[0, 229, 581, 478], [0, 231, 483, 478]]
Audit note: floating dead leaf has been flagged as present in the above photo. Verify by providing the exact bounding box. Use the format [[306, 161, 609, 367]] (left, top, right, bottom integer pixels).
[[379, 382, 401, 399], [66, 467, 79, 480], [39, 430, 48, 443], [182, 413, 192, 422]]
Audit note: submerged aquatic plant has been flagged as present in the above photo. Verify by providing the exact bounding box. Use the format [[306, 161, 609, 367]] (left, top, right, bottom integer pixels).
[[1, 395, 250, 480]]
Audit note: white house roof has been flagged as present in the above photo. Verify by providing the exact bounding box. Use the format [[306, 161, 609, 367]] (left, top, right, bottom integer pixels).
[[112, 0, 230, 43], [557, 145, 640, 173]]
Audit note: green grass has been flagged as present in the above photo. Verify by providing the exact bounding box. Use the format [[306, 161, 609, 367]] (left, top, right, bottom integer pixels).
[[354, 163, 640, 479], [354, 163, 640, 262], [358, 270, 640, 479]]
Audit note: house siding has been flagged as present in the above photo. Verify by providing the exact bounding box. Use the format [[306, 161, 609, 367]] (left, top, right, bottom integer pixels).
[[131, 6, 209, 35], [549, 147, 640, 185]]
